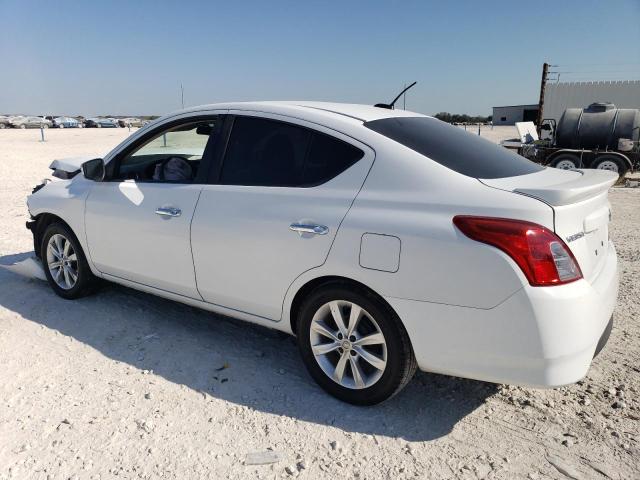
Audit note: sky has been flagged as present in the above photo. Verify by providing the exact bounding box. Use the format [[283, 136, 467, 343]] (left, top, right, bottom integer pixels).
[[1, 0, 639, 117]]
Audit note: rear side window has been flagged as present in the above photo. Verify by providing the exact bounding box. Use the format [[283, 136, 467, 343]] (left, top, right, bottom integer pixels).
[[364, 116, 543, 179], [303, 132, 364, 185], [220, 116, 364, 187]]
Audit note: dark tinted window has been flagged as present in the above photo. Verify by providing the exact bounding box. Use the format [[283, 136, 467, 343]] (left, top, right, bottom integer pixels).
[[364, 116, 543, 179], [303, 132, 364, 186], [221, 117, 310, 186], [220, 116, 364, 187]]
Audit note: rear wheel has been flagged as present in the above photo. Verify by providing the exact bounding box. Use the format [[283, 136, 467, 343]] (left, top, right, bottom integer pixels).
[[594, 155, 627, 177], [297, 283, 416, 405], [550, 154, 580, 170], [41, 223, 98, 299]]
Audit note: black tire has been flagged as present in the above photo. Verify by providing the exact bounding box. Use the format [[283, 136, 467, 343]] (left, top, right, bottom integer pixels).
[[40, 222, 98, 299], [549, 153, 580, 170], [593, 155, 628, 177], [297, 282, 417, 405]]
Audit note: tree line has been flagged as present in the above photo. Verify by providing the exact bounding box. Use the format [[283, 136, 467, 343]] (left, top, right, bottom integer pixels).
[[434, 112, 492, 124]]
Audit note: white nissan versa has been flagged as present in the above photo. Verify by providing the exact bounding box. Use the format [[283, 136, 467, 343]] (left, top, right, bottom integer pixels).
[[26, 102, 619, 405]]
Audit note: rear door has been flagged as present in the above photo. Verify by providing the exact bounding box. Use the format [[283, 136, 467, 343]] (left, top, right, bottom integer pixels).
[[191, 113, 374, 320]]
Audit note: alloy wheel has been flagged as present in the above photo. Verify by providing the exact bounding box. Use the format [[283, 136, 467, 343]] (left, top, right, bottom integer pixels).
[[309, 300, 388, 389], [46, 234, 78, 290]]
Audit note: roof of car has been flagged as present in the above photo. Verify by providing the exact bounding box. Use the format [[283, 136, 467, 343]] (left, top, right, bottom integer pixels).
[[180, 101, 426, 123]]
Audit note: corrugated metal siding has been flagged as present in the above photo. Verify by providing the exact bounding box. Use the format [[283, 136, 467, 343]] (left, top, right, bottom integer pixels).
[[543, 80, 640, 122]]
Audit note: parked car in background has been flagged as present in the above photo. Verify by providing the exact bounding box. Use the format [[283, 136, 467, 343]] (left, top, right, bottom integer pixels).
[[118, 117, 143, 128], [10, 116, 51, 129], [84, 118, 118, 128], [53, 117, 81, 128], [0, 116, 10, 129], [26, 101, 618, 405]]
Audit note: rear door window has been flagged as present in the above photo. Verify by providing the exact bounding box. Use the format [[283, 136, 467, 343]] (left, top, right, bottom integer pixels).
[[364, 116, 543, 179], [219, 116, 364, 187], [303, 132, 364, 186]]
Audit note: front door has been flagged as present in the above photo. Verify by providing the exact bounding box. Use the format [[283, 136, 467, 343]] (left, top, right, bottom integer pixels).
[[191, 113, 374, 320], [85, 116, 219, 299]]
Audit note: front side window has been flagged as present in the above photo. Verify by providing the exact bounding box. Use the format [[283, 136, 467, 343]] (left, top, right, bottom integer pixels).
[[220, 116, 364, 187], [115, 118, 217, 182]]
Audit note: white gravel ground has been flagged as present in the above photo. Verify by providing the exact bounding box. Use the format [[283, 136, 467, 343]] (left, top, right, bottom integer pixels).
[[0, 127, 638, 479]]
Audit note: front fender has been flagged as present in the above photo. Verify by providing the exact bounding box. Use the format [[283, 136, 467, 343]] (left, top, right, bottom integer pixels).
[[27, 177, 100, 276]]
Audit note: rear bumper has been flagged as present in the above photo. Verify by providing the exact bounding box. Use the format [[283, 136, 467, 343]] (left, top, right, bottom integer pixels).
[[387, 242, 618, 387]]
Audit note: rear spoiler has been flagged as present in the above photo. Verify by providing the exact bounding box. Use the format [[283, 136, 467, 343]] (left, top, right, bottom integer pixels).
[[514, 169, 618, 206]]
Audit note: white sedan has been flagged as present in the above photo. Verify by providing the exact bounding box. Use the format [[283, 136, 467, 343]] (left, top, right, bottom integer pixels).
[[26, 102, 618, 405]]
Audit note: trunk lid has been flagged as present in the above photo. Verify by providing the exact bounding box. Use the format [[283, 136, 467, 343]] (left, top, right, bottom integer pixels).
[[480, 168, 617, 282]]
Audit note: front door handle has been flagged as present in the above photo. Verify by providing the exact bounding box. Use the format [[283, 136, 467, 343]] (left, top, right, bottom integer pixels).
[[289, 223, 329, 235], [155, 207, 182, 217]]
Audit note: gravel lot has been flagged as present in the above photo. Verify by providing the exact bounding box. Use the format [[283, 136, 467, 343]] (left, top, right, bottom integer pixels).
[[0, 127, 638, 479]]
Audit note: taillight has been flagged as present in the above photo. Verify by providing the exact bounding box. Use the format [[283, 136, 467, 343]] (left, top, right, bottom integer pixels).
[[453, 216, 582, 286]]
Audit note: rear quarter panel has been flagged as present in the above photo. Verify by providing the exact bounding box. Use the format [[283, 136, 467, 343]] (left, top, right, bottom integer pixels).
[[282, 141, 556, 326]]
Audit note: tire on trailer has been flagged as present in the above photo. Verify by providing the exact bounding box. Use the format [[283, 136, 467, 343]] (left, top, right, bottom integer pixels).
[[549, 153, 580, 171], [296, 281, 417, 405], [593, 154, 628, 178]]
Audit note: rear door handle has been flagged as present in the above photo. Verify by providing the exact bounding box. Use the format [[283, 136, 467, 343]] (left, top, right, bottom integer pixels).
[[289, 223, 329, 235], [155, 207, 182, 217]]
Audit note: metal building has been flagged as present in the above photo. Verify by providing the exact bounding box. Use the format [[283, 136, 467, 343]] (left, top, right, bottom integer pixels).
[[492, 104, 539, 125], [542, 80, 640, 123]]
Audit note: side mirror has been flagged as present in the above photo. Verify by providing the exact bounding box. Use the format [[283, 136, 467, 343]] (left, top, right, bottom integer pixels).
[[82, 158, 105, 181]]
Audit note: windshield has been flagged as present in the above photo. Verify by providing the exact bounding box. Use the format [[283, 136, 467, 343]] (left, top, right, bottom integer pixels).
[[364, 116, 543, 179]]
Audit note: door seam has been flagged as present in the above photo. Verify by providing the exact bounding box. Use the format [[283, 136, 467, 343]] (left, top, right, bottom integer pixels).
[[190, 186, 206, 301]]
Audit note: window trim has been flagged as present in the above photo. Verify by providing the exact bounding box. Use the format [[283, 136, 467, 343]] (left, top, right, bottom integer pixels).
[[105, 114, 223, 184], [208, 113, 365, 188]]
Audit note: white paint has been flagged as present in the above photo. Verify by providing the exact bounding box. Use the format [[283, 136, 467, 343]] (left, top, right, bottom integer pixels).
[[359, 233, 401, 273], [26, 101, 619, 389]]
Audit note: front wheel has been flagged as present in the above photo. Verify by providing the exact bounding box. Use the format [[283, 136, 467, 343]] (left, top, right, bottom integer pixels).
[[41, 223, 98, 299], [297, 284, 417, 405]]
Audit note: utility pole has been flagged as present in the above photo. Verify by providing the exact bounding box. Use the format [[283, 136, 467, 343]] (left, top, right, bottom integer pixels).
[[181, 83, 185, 109], [536, 62, 549, 134]]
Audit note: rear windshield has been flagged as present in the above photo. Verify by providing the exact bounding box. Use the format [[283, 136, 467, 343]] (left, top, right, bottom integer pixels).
[[364, 116, 543, 179]]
